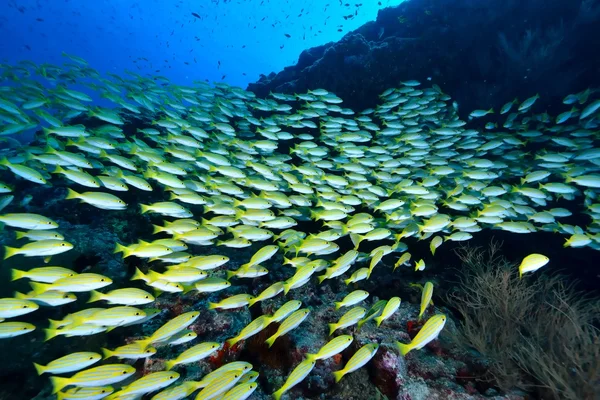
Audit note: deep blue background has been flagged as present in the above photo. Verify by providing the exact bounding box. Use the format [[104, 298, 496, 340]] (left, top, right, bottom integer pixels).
[[1, 0, 403, 87]]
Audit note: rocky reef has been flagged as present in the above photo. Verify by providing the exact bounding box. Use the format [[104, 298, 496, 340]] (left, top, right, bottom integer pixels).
[[248, 0, 600, 115]]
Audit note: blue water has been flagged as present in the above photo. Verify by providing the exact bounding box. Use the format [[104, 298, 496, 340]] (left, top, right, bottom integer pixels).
[[1, 0, 402, 87]]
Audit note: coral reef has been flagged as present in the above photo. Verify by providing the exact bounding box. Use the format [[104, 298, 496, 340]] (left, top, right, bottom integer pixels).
[[248, 0, 600, 115]]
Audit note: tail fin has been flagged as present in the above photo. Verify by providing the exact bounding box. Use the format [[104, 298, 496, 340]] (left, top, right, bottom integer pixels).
[[283, 282, 292, 295], [47, 319, 62, 330], [334, 302, 342, 310], [101, 348, 113, 359], [131, 267, 146, 281], [265, 334, 277, 348], [140, 204, 150, 214], [65, 188, 80, 200], [317, 274, 327, 284], [272, 389, 284, 400], [3, 246, 19, 260], [30, 282, 51, 294], [333, 369, 345, 383], [152, 224, 164, 235], [225, 270, 236, 280], [350, 233, 363, 249], [33, 362, 45, 375], [44, 328, 59, 342], [87, 290, 103, 303], [114, 243, 130, 258], [375, 316, 383, 327], [13, 292, 26, 299], [164, 360, 176, 371], [396, 341, 412, 356], [14, 231, 27, 240], [11, 268, 25, 281], [49, 376, 70, 394], [208, 302, 218, 310], [328, 323, 336, 336]]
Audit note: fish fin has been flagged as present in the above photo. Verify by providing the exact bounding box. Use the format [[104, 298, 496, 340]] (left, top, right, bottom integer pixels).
[[50, 376, 70, 394], [164, 360, 175, 371], [14, 231, 27, 240], [375, 316, 383, 327], [208, 302, 218, 310], [44, 328, 59, 342], [87, 290, 103, 303], [131, 267, 146, 281], [30, 282, 50, 294], [101, 348, 113, 359], [334, 302, 341, 310], [225, 270, 235, 280], [64, 188, 80, 200], [151, 224, 163, 235], [3, 246, 18, 260], [33, 362, 45, 375], [328, 323, 336, 336], [305, 353, 316, 362], [43, 256, 52, 264], [272, 389, 284, 400], [47, 319, 61, 330], [226, 337, 238, 347], [282, 282, 291, 295], [333, 369, 345, 383], [140, 204, 150, 214], [13, 291, 26, 299], [10, 268, 25, 281], [265, 335, 276, 348], [396, 341, 412, 356], [317, 275, 327, 284]]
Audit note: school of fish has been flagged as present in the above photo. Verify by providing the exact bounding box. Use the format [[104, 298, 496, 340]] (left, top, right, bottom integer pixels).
[[0, 52, 599, 399]]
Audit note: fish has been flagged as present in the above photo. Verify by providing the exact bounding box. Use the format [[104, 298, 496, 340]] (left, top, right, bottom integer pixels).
[[4, 239, 73, 260], [375, 296, 401, 327], [88, 288, 155, 305], [102, 343, 156, 360], [306, 335, 353, 361], [109, 371, 179, 397], [29, 273, 112, 293], [396, 314, 447, 356], [0, 321, 36, 339], [334, 290, 369, 310], [265, 308, 310, 347], [329, 306, 366, 335], [33, 352, 101, 375], [272, 360, 316, 400], [518, 254, 549, 278], [195, 370, 245, 400], [0, 213, 58, 230], [164, 342, 220, 370], [135, 311, 200, 349], [221, 381, 258, 400], [333, 342, 379, 382], [227, 315, 273, 346], [50, 364, 136, 393]]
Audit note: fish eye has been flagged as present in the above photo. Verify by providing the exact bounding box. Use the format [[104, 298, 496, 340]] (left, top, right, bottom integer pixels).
[[100, 279, 105, 282], [135, 312, 140, 316], [48, 221, 52, 225], [122, 370, 128, 374], [61, 243, 65, 246], [170, 375, 175, 379], [145, 296, 149, 299], [89, 356, 94, 360], [101, 390, 106, 393], [23, 305, 29, 308]]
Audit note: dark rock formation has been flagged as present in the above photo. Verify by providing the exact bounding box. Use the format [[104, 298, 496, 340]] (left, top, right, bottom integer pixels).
[[248, 0, 600, 115]]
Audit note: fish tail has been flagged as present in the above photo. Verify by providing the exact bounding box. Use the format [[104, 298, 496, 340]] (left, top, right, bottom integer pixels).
[[14, 231, 27, 240], [272, 388, 285, 400], [101, 348, 113, 359], [13, 291, 26, 299], [334, 302, 341, 310], [114, 242, 127, 255], [328, 323, 336, 335], [140, 203, 150, 214], [164, 360, 175, 371], [283, 282, 291, 295], [44, 328, 59, 342], [305, 353, 316, 362], [3, 246, 18, 260], [47, 319, 61, 330], [333, 369, 345, 383], [396, 341, 412, 356], [349, 233, 363, 249], [265, 335, 276, 348], [10, 268, 25, 281], [87, 290, 103, 303], [64, 188, 80, 200], [375, 316, 383, 327], [247, 298, 257, 307], [30, 282, 50, 294], [208, 302, 218, 310], [151, 224, 164, 235], [131, 267, 146, 281], [225, 270, 235, 280], [317, 274, 327, 284], [226, 337, 238, 347], [50, 376, 70, 394], [33, 362, 45, 375]]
